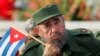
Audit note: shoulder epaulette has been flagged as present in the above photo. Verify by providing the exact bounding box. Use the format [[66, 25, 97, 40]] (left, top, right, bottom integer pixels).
[[69, 28, 94, 36]]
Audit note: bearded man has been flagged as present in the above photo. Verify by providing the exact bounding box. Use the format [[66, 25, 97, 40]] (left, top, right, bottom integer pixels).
[[22, 4, 100, 56]]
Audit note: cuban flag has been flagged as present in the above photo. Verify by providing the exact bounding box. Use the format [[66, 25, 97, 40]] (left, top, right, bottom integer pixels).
[[0, 27, 26, 56]]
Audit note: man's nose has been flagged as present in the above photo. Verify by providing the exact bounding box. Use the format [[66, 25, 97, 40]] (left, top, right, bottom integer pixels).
[[51, 26, 58, 32]]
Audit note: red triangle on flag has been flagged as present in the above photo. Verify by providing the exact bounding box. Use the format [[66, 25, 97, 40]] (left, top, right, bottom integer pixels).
[[10, 27, 26, 44]]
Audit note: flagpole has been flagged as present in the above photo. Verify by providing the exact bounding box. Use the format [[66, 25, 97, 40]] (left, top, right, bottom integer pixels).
[[27, 34, 46, 45], [11, 26, 46, 46]]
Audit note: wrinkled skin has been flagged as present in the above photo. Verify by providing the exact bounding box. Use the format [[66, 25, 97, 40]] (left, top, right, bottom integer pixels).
[[34, 15, 66, 56]]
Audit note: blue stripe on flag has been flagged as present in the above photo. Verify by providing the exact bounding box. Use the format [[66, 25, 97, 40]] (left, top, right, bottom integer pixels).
[[0, 29, 10, 47], [1, 42, 11, 56], [11, 38, 25, 56]]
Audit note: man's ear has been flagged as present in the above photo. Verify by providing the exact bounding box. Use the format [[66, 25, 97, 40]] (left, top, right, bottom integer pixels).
[[33, 27, 39, 35]]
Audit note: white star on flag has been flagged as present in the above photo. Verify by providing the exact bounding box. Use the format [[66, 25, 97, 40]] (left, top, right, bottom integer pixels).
[[14, 34, 19, 39]]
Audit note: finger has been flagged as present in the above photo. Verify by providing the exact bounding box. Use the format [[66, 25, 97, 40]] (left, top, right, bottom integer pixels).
[[51, 47, 58, 56], [43, 44, 52, 56], [46, 45, 53, 56], [51, 47, 60, 56], [45, 44, 56, 56], [47, 45, 58, 56]]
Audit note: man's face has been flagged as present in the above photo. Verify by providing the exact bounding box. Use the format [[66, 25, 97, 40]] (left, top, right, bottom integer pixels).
[[36, 15, 65, 44]]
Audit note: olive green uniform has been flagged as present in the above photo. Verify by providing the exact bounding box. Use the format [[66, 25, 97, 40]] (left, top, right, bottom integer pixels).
[[22, 29, 100, 56]]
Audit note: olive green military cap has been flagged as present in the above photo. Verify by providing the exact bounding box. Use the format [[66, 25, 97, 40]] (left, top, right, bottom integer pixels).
[[32, 4, 62, 25]]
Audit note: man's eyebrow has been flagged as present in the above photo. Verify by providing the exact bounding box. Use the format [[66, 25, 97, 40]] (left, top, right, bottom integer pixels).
[[45, 21, 49, 25], [43, 20, 50, 25]]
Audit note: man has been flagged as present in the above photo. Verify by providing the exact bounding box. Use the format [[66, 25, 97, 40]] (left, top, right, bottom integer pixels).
[[24, 18, 38, 45], [15, 19, 36, 56], [22, 4, 100, 56], [0, 0, 15, 20]]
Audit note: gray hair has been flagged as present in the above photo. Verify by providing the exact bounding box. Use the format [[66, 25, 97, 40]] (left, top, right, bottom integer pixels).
[[25, 18, 35, 32]]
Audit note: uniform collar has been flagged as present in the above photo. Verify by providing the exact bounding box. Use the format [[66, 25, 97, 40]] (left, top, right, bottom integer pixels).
[[23, 40, 40, 54], [66, 30, 82, 52]]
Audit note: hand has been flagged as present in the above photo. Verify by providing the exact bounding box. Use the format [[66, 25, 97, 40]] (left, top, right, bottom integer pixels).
[[43, 43, 60, 56]]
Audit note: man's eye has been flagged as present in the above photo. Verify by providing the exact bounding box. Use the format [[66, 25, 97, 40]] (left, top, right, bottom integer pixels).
[[45, 25, 49, 28], [44, 24, 49, 28], [55, 21, 59, 24]]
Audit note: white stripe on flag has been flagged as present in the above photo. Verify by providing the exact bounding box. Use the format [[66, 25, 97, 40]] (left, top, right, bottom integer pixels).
[[6, 40, 20, 56], [0, 35, 10, 56]]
